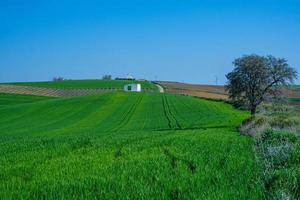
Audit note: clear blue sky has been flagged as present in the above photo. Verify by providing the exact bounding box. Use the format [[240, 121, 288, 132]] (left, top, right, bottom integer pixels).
[[1, 0, 300, 84]]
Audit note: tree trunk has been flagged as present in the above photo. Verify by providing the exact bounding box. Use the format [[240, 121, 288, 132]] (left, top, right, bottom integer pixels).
[[250, 106, 256, 116]]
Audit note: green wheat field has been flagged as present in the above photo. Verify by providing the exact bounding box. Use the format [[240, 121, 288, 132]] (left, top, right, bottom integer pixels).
[[0, 91, 263, 199]]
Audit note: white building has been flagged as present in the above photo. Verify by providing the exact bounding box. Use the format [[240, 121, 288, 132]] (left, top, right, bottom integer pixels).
[[124, 83, 141, 92]]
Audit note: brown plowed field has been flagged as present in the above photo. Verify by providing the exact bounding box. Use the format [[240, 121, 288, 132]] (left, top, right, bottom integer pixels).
[[158, 81, 300, 104], [157, 81, 228, 100]]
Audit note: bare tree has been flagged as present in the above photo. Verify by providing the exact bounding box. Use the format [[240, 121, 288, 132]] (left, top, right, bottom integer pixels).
[[226, 55, 297, 115]]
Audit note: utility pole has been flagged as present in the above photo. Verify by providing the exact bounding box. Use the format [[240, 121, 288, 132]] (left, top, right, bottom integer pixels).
[[215, 76, 218, 85]]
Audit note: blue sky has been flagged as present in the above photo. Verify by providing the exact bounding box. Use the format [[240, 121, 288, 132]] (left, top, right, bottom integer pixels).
[[1, 0, 300, 84]]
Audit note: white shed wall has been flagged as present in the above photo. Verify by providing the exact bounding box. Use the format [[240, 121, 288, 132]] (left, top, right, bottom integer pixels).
[[124, 84, 141, 92]]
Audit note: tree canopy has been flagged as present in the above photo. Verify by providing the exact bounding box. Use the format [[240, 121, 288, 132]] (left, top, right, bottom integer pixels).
[[226, 54, 297, 115]]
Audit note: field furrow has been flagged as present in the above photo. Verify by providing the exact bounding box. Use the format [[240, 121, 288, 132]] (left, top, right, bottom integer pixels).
[[162, 94, 181, 129], [110, 94, 145, 132]]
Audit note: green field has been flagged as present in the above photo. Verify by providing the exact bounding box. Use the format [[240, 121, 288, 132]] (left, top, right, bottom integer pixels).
[[289, 98, 300, 104], [5, 79, 157, 90], [0, 93, 53, 107], [290, 85, 300, 90], [0, 92, 263, 199]]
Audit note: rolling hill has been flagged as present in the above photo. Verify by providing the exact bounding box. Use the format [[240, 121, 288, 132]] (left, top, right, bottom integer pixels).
[[0, 80, 159, 97], [6, 79, 157, 90]]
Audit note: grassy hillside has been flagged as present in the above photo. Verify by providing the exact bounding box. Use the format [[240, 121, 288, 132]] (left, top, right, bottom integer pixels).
[[0, 92, 263, 199], [0, 93, 54, 107], [6, 79, 157, 90]]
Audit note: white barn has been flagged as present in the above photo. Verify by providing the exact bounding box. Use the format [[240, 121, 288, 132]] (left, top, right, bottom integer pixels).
[[124, 83, 141, 92]]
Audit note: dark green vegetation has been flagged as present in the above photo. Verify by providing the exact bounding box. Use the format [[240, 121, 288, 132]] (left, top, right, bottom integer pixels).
[[290, 98, 300, 104], [0, 92, 264, 199], [6, 79, 157, 90]]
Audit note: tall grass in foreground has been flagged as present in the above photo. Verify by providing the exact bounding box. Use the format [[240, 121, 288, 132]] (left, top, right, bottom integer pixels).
[[254, 130, 300, 199], [241, 103, 300, 199], [0, 129, 263, 199]]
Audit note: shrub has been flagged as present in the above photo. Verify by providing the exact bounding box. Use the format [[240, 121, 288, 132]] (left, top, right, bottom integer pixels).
[[240, 115, 269, 136], [270, 116, 299, 129], [254, 130, 299, 199]]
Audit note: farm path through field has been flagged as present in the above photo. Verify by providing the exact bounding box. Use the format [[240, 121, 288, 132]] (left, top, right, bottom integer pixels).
[[154, 83, 164, 93]]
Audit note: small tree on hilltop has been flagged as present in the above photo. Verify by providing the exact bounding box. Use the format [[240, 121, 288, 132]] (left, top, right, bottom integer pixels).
[[226, 54, 297, 115], [102, 75, 112, 80], [53, 76, 64, 81]]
